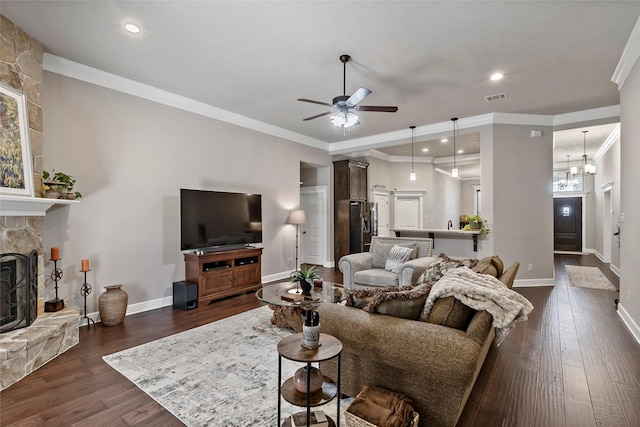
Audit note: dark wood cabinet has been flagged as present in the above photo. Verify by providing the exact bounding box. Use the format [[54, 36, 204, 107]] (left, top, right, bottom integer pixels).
[[335, 160, 368, 201], [184, 247, 262, 305], [333, 160, 370, 266]]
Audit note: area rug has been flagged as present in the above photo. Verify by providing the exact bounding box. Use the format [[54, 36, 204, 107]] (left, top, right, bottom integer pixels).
[[103, 306, 351, 426], [565, 265, 616, 291]]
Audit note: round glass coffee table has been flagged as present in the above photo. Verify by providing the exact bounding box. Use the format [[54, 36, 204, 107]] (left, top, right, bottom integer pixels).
[[257, 281, 345, 331]]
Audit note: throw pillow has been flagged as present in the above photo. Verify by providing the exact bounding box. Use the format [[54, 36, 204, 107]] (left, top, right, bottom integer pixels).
[[418, 253, 479, 286], [372, 242, 416, 268], [491, 256, 504, 277], [384, 245, 414, 273], [471, 256, 498, 277], [425, 296, 476, 330], [345, 286, 400, 308], [345, 283, 432, 320]]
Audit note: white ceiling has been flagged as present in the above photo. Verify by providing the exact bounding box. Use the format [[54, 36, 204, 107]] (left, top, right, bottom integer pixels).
[[3, 1, 637, 173]]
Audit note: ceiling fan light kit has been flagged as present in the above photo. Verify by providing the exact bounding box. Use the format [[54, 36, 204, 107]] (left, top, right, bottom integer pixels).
[[298, 54, 398, 131]]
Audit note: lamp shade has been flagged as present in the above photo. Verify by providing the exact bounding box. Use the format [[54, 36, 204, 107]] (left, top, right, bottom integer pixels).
[[287, 209, 306, 225]]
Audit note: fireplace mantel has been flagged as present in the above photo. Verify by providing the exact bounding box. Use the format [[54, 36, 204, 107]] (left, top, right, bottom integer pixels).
[[0, 195, 79, 216]]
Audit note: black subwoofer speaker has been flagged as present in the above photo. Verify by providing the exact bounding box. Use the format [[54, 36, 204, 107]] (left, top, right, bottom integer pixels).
[[173, 280, 198, 310]]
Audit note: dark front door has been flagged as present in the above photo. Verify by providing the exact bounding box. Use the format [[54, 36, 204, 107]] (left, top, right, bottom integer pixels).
[[554, 197, 582, 251]]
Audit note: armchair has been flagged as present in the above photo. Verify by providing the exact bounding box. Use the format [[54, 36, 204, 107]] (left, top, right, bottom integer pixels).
[[339, 236, 434, 290]]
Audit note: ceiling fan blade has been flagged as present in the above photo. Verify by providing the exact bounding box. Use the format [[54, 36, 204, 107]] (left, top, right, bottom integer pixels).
[[356, 105, 399, 112], [345, 88, 372, 106], [303, 111, 333, 121], [297, 98, 334, 107]]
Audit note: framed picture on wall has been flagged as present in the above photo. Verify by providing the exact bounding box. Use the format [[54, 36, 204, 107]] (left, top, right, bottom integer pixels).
[[0, 83, 34, 197]]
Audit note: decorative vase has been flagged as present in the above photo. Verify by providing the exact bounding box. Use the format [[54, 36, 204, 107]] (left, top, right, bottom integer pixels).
[[43, 190, 60, 199], [293, 366, 323, 394], [469, 220, 481, 230], [98, 285, 128, 326], [300, 279, 312, 297], [64, 193, 76, 200]]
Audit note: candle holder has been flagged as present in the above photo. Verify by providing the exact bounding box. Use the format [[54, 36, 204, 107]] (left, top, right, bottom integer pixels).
[[45, 259, 65, 312], [80, 270, 96, 329]]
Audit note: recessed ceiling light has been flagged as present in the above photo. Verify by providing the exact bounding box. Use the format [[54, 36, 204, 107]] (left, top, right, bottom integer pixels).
[[441, 138, 448, 143], [422, 148, 429, 152], [124, 23, 141, 34], [457, 149, 464, 154], [491, 72, 504, 81]]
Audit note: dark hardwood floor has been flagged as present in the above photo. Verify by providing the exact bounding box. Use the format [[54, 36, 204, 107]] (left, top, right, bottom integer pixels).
[[1, 255, 638, 426]]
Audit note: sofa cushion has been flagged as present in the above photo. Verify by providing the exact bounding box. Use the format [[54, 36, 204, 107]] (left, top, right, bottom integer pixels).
[[372, 242, 416, 268], [354, 269, 399, 287], [418, 254, 478, 286], [424, 296, 476, 330], [471, 257, 498, 277], [491, 256, 504, 277], [346, 283, 432, 320], [384, 245, 415, 273]]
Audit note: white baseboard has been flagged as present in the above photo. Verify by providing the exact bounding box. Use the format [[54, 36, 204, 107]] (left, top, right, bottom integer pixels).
[[617, 303, 640, 346], [128, 296, 173, 315], [323, 261, 335, 268], [590, 249, 605, 262], [262, 272, 290, 283], [77, 296, 174, 328], [513, 277, 555, 287], [610, 263, 621, 277]]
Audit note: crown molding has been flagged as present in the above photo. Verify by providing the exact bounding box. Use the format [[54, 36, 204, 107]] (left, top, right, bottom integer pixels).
[[43, 54, 329, 151], [553, 105, 620, 127], [43, 53, 621, 155], [593, 123, 621, 163], [612, 15, 640, 90]]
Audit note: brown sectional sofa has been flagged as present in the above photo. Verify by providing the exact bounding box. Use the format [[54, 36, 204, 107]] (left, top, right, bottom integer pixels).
[[317, 259, 519, 427]]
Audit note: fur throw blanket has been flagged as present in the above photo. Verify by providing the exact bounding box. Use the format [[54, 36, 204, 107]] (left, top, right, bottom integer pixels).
[[422, 267, 534, 345]]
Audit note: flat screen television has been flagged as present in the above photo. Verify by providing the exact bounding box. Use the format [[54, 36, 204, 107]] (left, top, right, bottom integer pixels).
[[180, 189, 262, 251]]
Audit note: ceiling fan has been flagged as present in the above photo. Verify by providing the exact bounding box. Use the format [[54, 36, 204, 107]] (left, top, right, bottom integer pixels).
[[297, 54, 398, 129]]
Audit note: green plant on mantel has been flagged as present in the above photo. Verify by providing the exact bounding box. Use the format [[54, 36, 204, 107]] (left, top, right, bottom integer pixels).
[[43, 170, 82, 199]]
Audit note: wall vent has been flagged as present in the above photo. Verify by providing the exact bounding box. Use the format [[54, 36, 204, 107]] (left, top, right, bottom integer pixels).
[[485, 92, 507, 102]]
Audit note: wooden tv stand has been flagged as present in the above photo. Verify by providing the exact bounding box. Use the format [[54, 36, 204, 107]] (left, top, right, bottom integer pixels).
[[183, 247, 263, 305]]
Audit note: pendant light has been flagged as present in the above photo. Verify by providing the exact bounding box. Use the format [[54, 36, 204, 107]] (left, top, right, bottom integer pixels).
[[451, 118, 459, 178], [581, 130, 596, 175], [409, 126, 416, 181]]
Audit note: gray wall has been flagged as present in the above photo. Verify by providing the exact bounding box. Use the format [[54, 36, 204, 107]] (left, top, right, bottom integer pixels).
[[42, 72, 331, 314], [482, 124, 555, 283], [619, 47, 640, 335]]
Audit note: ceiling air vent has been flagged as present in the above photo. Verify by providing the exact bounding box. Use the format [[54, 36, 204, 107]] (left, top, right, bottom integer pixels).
[[485, 92, 507, 102]]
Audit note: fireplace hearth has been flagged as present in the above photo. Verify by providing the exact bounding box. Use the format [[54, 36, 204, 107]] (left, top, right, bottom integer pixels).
[[1, 250, 38, 334]]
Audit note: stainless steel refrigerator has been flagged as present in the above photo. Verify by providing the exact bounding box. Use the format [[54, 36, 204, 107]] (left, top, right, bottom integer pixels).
[[349, 201, 373, 253]]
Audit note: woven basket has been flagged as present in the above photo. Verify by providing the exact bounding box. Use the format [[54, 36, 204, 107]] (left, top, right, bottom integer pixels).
[[344, 410, 419, 427]]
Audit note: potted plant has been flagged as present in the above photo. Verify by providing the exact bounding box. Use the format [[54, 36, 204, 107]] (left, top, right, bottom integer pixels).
[[467, 214, 482, 230], [43, 170, 82, 200], [462, 215, 489, 233], [290, 265, 320, 297]]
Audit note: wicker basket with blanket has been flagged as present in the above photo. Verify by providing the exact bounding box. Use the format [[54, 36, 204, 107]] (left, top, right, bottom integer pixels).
[[345, 386, 419, 427]]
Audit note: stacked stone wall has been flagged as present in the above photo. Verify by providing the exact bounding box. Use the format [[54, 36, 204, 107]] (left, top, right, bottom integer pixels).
[[1, 14, 45, 314]]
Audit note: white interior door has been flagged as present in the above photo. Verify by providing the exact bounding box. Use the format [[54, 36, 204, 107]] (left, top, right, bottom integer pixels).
[[373, 192, 390, 237], [300, 186, 327, 266], [393, 192, 424, 230]]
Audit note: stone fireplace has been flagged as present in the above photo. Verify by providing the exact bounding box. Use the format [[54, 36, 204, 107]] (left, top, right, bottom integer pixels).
[[0, 15, 79, 391]]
